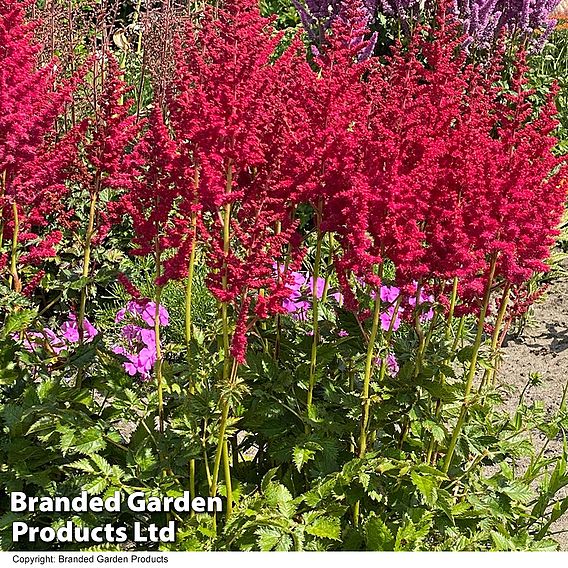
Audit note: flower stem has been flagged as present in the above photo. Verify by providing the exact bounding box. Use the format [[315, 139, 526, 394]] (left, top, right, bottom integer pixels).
[[185, 213, 198, 353], [9, 202, 21, 293], [443, 257, 497, 474], [426, 277, 459, 464], [78, 184, 99, 342], [154, 239, 165, 435], [222, 438, 233, 519], [185, 210, 198, 504], [210, 397, 229, 500], [306, 209, 324, 416], [221, 163, 232, 379], [478, 284, 511, 394], [209, 162, 234, 520], [322, 232, 335, 303], [0, 169, 7, 251], [358, 279, 383, 458], [353, 276, 384, 526]]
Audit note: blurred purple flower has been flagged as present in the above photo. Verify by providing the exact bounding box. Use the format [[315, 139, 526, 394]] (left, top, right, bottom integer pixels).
[[112, 300, 168, 379], [18, 313, 98, 355], [380, 285, 400, 304], [61, 313, 98, 343], [115, 299, 169, 327], [386, 353, 399, 375], [380, 305, 401, 331], [307, 276, 326, 299], [374, 352, 400, 376]]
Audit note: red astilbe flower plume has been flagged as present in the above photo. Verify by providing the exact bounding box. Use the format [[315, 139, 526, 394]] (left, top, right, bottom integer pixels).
[[113, 107, 187, 287], [0, 0, 77, 293], [273, 2, 378, 311], [358, 9, 486, 298], [481, 58, 566, 287], [76, 53, 140, 248], [313, 2, 567, 320], [169, 0, 308, 362]]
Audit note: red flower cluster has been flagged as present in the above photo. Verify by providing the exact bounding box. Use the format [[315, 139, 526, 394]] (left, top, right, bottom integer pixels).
[[116, 0, 566, 361], [11, 0, 561, 365], [167, 0, 312, 360], [0, 0, 76, 292]]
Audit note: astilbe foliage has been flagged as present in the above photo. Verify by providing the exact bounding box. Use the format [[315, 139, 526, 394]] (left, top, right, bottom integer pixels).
[[0, 0, 76, 293], [169, 0, 308, 362]]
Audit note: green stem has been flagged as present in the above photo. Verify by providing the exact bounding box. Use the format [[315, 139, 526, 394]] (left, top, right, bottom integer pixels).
[[210, 398, 229, 499], [353, 276, 384, 526], [358, 278, 383, 458], [443, 257, 497, 474], [306, 212, 324, 414], [478, 284, 511, 394], [154, 242, 164, 435], [78, 186, 99, 342], [185, 213, 198, 350], [413, 281, 426, 380], [221, 163, 233, 379], [185, 210, 198, 504], [9, 202, 21, 293], [426, 277, 459, 464], [322, 232, 335, 303], [210, 161, 234, 517], [223, 439, 233, 519], [0, 169, 7, 251]]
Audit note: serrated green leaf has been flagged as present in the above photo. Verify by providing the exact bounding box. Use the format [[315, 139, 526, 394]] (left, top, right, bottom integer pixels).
[[68, 458, 96, 474], [365, 516, 394, 550], [1, 309, 36, 338], [83, 477, 109, 495], [501, 482, 534, 504], [256, 527, 292, 551], [411, 472, 437, 507], [491, 530, 516, 551], [293, 446, 316, 472], [305, 516, 341, 541]]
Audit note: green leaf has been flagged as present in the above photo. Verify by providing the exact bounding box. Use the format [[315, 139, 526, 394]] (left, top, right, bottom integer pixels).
[[365, 516, 394, 551], [490, 531, 516, 551], [305, 516, 341, 541], [410, 472, 437, 507], [264, 482, 296, 518], [1, 309, 36, 338], [83, 477, 109, 495], [293, 446, 316, 472], [91, 454, 112, 476], [256, 527, 292, 551], [68, 458, 96, 474], [501, 482, 534, 504], [59, 428, 106, 455]]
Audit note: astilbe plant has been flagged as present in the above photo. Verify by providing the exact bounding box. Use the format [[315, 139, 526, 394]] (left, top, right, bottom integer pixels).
[[0, 0, 76, 296], [168, 0, 313, 516], [112, 107, 183, 432], [170, 0, 304, 347], [73, 53, 139, 344]]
